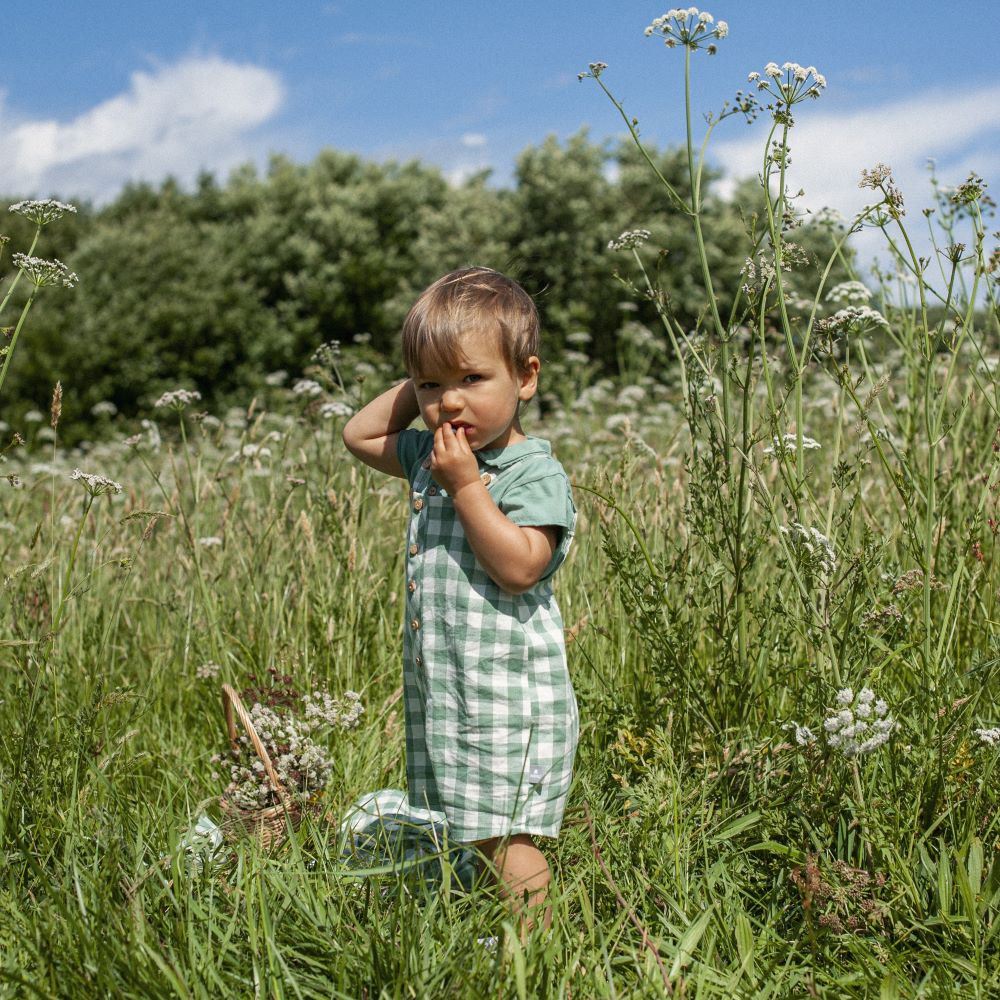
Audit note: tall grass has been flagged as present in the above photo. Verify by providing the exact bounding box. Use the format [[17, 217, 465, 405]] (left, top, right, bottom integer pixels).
[[2, 7, 1000, 998]]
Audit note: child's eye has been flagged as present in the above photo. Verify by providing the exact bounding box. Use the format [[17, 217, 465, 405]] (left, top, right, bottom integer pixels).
[[463, 374, 483, 384], [417, 381, 438, 391]]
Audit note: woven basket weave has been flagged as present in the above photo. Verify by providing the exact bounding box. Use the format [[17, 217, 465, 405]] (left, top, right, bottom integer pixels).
[[218, 683, 318, 849]]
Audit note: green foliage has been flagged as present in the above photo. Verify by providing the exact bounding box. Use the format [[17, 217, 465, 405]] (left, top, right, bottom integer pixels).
[[1, 131, 842, 440]]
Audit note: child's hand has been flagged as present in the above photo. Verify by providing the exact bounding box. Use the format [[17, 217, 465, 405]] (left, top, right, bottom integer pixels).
[[430, 423, 481, 496]]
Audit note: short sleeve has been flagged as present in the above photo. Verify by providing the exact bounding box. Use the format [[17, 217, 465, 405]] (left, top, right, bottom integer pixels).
[[500, 472, 575, 531], [396, 429, 434, 486], [498, 466, 577, 582]]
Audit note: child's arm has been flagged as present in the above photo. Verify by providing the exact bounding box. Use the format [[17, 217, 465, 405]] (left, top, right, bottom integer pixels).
[[431, 423, 558, 594], [342, 379, 420, 478]]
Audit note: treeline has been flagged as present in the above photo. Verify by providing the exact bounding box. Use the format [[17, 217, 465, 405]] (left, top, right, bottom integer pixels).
[[1, 131, 847, 436]]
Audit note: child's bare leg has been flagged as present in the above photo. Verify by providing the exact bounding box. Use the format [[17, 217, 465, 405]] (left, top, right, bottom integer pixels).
[[477, 833, 552, 935]]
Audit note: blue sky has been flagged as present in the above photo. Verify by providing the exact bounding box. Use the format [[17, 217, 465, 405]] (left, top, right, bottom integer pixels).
[[5, 0, 999, 259]]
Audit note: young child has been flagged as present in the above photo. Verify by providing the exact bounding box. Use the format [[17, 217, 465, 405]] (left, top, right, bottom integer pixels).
[[342, 267, 578, 929]]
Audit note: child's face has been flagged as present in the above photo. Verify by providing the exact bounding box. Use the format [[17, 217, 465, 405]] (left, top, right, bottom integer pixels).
[[411, 334, 539, 452]]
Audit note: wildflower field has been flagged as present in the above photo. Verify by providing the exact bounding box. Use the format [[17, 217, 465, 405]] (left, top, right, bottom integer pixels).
[[3, 8, 1000, 999]]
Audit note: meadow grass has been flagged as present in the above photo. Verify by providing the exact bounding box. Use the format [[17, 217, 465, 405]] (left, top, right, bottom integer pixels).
[[3, 7, 1000, 997]]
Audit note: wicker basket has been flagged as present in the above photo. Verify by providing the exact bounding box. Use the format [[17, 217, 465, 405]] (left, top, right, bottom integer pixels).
[[218, 683, 318, 850]]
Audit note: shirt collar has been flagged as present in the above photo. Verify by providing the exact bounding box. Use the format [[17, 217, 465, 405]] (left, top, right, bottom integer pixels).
[[477, 436, 552, 470]]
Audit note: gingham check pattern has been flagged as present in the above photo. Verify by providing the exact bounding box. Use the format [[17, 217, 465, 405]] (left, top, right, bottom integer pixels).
[[399, 432, 578, 842]]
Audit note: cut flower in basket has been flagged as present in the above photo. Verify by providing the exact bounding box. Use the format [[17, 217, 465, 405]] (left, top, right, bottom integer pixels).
[[216, 673, 363, 811]]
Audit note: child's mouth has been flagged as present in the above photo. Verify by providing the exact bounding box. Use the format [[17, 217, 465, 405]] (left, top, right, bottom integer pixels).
[[449, 422, 472, 432]]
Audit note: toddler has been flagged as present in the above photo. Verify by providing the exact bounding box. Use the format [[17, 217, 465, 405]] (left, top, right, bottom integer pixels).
[[342, 267, 578, 930]]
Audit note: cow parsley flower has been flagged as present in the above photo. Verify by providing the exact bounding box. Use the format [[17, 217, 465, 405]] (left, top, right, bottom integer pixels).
[[784, 722, 816, 746], [70, 468, 123, 496], [608, 229, 651, 252], [975, 727, 1000, 747], [763, 433, 821, 455], [643, 8, 729, 51], [816, 305, 889, 338], [749, 62, 826, 109], [155, 389, 202, 410], [293, 379, 323, 397], [318, 401, 354, 419], [779, 521, 837, 578], [826, 281, 872, 305], [823, 689, 895, 757], [8, 199, 77, 225], [11, 253, 78, 289]]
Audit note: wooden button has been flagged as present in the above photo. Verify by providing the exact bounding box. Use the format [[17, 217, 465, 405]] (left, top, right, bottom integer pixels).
[[408, 543, 419, 556], [480, 472, 493, 487], [410, 618, 420, 631], [413, 498, 424, 512], [428, 486, 438, 496], [407, 580, 416, 593], [415, 656, 422, 666]]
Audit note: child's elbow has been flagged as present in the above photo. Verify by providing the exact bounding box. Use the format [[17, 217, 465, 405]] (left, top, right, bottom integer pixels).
[[341, 419, 363, 457], [496, 569, 542, 595]]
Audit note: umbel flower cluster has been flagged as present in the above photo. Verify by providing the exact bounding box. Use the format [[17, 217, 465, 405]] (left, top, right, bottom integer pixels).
[[780, 521, 837, 579], [155, 388, 202, 410], [8, 198, 77, 226], [644, 8, 729, 51], [607, 229, 652, 252], [824, 688, 895, 757], [70, 468, 123, 497], [747, 62, 826, 103], [218, 683, 364, 810], [11, 253, 78, 289], [788, 688, 896, 759]]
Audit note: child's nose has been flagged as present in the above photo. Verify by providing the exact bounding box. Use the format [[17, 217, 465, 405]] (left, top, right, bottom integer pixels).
[[441, 388, 462, 411]]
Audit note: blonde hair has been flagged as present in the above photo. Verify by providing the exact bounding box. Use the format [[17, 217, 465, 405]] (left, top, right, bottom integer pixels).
[[401, 268, 539, 376]]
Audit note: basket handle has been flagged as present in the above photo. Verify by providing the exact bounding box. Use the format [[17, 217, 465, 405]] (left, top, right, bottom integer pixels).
[[221, 683, 288, 803]]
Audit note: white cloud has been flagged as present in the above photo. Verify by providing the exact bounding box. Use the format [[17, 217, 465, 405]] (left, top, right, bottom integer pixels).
[[460, 133, 487, 148], [713, 85, 1000, 269], [0, 56, 285, 201]]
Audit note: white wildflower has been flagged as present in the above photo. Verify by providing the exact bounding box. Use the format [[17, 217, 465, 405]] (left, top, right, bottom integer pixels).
[[196, 662, 221, 680], [752, 62, 826, 106], [70, 468, 123, 496], [155, 389, 202, 410], [9, 199, 77, 225], [822, 688, 895, 758], [780, 521, 837, 578], [91, 400, 118, 417], [826, 280, 872, 305], [198, 536, 223, 548], [24, 410, 44, 423], [293, 378, 323, 397], [817, 306, 890, 337], [11, 253, 78, 289], [607, 229, 651, 252], [785, 722, 816, 746], [763, 433, 821, 455], [975, 727, 1000, 747], [318, 401, 354, 419], [264, 370, 288, 387]]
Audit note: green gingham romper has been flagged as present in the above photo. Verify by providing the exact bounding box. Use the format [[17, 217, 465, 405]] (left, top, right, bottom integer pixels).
[[396, 430, 579, 842]]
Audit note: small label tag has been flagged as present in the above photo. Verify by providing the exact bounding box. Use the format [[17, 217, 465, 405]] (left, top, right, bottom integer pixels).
[[527, 765, 546, 785]]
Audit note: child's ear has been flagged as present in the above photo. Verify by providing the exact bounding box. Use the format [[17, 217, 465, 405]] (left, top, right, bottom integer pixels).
[[518, 356, 540, 401]]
